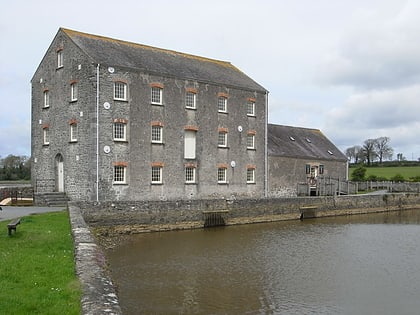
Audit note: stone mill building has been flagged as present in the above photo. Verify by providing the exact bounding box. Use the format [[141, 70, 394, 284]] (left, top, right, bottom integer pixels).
[[31, 28, 268, 202]]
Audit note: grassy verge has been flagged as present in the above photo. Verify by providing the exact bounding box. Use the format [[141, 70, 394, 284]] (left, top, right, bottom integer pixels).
[[0, 211, 81, 314]]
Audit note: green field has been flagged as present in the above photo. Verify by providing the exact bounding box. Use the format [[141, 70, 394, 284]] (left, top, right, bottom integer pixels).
[[349, 166, 420, 181], [0, 211, 81, 314]]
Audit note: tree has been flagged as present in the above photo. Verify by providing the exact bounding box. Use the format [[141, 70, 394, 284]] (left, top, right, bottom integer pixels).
[[345, 145, 363, 164], [0, 155, 30, 180], [362, 139, 377, 166], [351, 166, 366, 181], [374, 137, 393, 164]]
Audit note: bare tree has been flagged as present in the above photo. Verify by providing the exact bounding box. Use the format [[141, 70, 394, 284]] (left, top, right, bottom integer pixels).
[[362, 139, 377, 166], [375, 137, 393, 164], [345, 145, 363, 163]]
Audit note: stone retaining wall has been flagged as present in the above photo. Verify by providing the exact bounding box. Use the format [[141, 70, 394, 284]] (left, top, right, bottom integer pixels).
[[74, 193, 420, 234], [68, 205, 122, 315]]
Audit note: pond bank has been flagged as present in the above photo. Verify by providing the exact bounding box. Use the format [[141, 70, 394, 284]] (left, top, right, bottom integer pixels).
[[74, 193, 420, 243]]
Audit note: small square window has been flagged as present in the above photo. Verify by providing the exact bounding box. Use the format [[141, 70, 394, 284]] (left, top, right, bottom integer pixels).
[[185, 167, 196, 183], [113, 165, 126, 184], [247, 168, 255, 183], [43, 90, 50, 108], [114, 82, 127, 101], [71, 83, 78, 101], [70, 124, 77, 142], [113, 122, 126, 141], [186, 92, 196, 109], [218, 96, 227, 113], [151, 125, 163, 143], [247, 101, 255, 116], [151, 166, 162, 184], [217, 168, 227, 183], [247, 134, 255, 149], [218, 132, 227, 147], [57, 50, 63, 68], [151, 87, 162, 105]]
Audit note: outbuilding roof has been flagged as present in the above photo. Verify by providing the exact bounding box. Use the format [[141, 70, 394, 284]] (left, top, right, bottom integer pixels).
[[268, 124, 347, 161], [60, 28, 266, 92]]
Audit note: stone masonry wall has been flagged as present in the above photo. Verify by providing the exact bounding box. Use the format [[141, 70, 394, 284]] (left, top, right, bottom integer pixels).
[[75, 193, 420, 233]]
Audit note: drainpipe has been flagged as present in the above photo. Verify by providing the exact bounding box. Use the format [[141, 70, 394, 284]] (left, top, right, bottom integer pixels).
[[264, 90, 269, 198], [96, 64, 100, 203]]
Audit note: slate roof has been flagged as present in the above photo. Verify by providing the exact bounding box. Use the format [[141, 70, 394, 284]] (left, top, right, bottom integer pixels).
[[268, 124, 347, 161], [61, 28, 266, 92]]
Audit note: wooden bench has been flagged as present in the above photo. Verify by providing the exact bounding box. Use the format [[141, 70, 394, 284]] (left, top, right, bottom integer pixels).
[[8, 218, 21, 236]]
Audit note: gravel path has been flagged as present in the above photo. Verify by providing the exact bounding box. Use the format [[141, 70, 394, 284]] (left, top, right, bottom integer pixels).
[[0, 206, 67, 221]]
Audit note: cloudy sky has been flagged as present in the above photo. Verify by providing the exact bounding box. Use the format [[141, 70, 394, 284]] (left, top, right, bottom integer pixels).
[[1, 0, 419, 160]]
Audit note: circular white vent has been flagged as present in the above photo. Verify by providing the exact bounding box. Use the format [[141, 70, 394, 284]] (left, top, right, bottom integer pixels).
[[108, 67, 115, 73], [103, 102, 111, 109], [103, 146, 111, 154], [237, 126, 243, 132], [230, 161, 236, 168]]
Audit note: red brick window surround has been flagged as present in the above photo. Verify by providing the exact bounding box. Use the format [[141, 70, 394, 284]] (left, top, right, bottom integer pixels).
[[151, 162, 164, 184], [247, 130, 256, 150], [186, 88, 197, 109], [150, 83, 164, 105], [113, 119, 128, 141], [218, 128, 228, 147], [247, 97, 256, 116], [69, 119, 78, 142], [217, 164, 228, 184], [42, 124, 50, 145], [151, 122, 163, 143], [217, 92, 228, 113]]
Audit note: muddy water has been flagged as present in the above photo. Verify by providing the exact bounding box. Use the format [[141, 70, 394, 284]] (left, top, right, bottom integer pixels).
[[106, 210, 420, 314]]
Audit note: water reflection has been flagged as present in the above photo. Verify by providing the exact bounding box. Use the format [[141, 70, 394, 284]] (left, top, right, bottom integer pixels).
[[106, 210, 420, 314]]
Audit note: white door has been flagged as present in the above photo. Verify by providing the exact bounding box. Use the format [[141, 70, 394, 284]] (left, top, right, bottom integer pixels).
[[56, 154, 64, 192]]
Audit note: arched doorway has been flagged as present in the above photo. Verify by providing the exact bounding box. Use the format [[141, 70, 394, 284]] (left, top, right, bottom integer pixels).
[[55, 154, 64, 192]]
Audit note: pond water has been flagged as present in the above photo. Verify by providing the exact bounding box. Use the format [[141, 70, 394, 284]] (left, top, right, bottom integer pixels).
[[106, 210, 420, 314]]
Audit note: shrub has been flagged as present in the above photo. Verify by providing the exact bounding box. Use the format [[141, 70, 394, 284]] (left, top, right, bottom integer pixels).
[[351, 166, 366, 181], [409, 175, 420, 182], [391, 174, 405, 182]]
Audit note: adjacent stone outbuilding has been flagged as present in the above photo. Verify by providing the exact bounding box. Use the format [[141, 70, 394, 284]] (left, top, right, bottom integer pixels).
[[268, 124, 348, 196]]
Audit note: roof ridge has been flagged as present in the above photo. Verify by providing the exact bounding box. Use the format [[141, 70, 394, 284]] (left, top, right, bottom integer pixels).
[[60, 27, 236, 70]]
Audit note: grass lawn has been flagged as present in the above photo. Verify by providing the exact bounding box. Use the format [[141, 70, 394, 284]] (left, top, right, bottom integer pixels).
[[0, 211, 81, 314], [349, 166, 420, 180]]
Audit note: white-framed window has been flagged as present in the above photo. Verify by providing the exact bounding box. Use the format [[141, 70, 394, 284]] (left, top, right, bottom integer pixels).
[[247, 168, 255, 183], [218, 96, 227, 113], [113, 165, 126, 184], [43, 128, 50, 145], [114, 82, 127, 101], [151, 86, 163, 105], [217, 167, 227, 183], [70, 123, 77, 142], [185, 91, 196, 109], [43, 90, 50, 108], [184, 130, 196, 159], [247, 101, 255, 116], [57, 50, 63, 68], [247, 134, 255, 149], [151, 125, 163, 143], [218, 131, 227, 147], [185, 167, 196, 183], [151, 166, 162, 184], [113, 122, 127, 141], [70, 82, 78, 101]]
